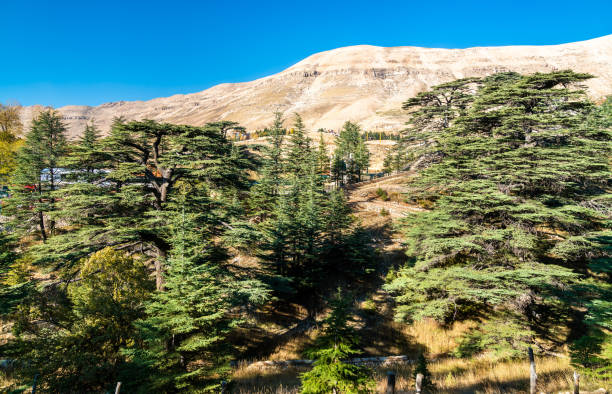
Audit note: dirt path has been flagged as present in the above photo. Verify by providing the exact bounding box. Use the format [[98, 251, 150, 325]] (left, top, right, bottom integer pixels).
[[346, 172, 424, 219]]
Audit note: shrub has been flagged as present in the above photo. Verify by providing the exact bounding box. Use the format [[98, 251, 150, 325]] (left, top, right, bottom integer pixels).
[[375, 188, 389, 201]]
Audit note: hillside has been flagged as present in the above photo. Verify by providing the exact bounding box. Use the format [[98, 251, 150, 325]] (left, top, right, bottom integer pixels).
[[20, 34, 612, 138]]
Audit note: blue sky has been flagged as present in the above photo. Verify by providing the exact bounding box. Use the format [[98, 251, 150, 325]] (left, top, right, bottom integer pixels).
[[1, 0, 610, 107]]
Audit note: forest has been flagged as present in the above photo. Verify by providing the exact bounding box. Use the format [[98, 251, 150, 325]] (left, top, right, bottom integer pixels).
[[0, 70, 610, 393]]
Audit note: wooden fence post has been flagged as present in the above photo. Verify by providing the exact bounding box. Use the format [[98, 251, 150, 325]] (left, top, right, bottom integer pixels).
[[385, 371, 396, 394], [573, 370, 580, 394], [31, 374, 38, 394], [114, 381, 122, 394], [528, 347, 537, 394], [415, 372, 424, 394]]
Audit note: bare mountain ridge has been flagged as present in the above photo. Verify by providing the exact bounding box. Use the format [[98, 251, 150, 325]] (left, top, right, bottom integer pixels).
[[21, 34, 612, 138]]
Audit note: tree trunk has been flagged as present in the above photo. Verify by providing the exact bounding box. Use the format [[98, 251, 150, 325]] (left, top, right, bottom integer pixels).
[[38, 211, 47, 242], [155, 248, 167, 291], [154, 259, 164, 291]]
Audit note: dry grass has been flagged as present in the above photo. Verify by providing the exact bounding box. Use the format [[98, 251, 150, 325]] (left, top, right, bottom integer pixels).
[[400, 319, 478, 357], [230, 319, 610, 393], [230, 357, 610, 393]]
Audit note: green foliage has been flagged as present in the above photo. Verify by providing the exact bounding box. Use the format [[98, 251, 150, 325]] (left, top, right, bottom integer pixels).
[[251, 114, 374, 316], [454, 316, 534, 360], [62, 120, 106, 182], [3, 248, 152, 392], [1, 117, 269, 392], [332, 121, 370, 184], [37, 119, 254, 288], [286, 113, 310, 176], [125, 205, 253, 392], [316, 132, 330, 175], [375, 187, 389, 201], [300, 291, 374, 394], [5, 109, 68, 242], [386, 72, 611, 344], [249, 112, 285, 220]]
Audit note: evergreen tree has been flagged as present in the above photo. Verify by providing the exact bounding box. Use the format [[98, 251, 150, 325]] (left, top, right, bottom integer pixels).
[[386, 71, 611, 347], [257, 128, 370, 316], [331, 153, 346, 186], [37, 119, 252, 289], [4, 248, 153, 392], [207, 120, 246, 139], [286, 113, 310, 176], [316, 132, 330, 175], [333, 121, 370, 184], [402, 77, 479, 131], [62, 120, 106, 181], [249, 112, 285, 220], [5, 109, 67, 242], [126, 189, 268, 392], [300, 291, 374, 394]]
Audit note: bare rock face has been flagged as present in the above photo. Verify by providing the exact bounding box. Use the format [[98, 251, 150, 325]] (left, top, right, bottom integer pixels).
[[21, 35, 612, 138]]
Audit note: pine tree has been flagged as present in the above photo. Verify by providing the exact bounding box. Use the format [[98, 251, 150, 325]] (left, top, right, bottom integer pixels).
[[333, 121, 370, 184], [257, 130, 369, 316], [5, 109, 67, 242], [127, 189, 267, 392], [249, 112, 286, 220], [36, 119, 252, 289], [386, 71, 611, 342], [331, 153, 346, 186], [62, 120, 106, 181], [286, 113, 310, 176], [316, 132, 330, 175], [300, 291, 374, 394]]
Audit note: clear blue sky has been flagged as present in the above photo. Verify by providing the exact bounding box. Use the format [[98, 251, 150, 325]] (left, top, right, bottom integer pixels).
[[1, 0, 610, 107]]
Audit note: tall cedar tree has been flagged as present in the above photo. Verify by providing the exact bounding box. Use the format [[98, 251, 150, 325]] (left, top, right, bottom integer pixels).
[[37, 119, 254, 289], [568, 97, 612, 377], [286, 113, 310, 176], [386, 72, 611, 350], [333, 121, 370, 184], [316, 132, 330, 175], [62, 120, 107, 181], [257, 117, 372, 317], [5, 109, 67, 242], [3, 121, 266, 391], [125, 188, 268, 393], [300, 291, 374, 394], [249, 112, 285, 220]]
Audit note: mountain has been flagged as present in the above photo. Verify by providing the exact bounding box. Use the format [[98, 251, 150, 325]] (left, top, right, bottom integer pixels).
[[21, 34, 612, 137]]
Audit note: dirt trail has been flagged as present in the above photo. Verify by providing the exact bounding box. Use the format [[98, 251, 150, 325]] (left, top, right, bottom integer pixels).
[[346, 172, 424, 219]]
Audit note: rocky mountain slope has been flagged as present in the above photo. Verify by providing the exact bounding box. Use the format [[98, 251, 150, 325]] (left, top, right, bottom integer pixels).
[[21, 34, 612, 137]]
